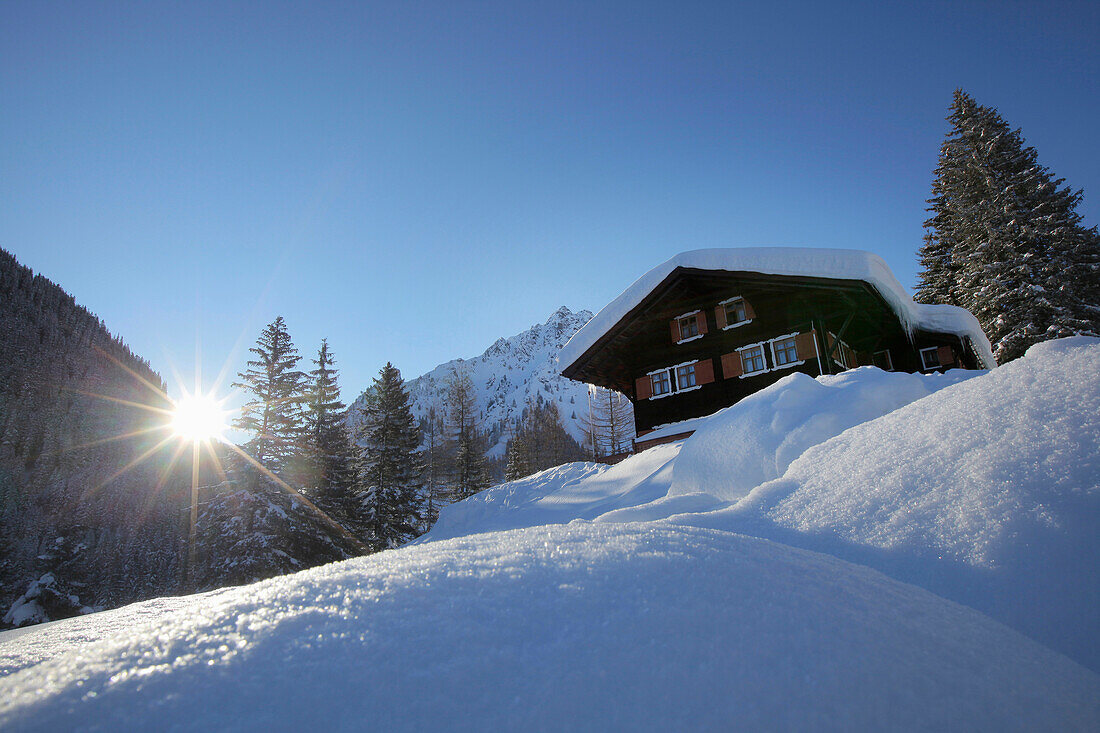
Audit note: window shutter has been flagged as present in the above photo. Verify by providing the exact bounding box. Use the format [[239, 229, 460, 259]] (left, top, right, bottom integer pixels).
[[937, 345, 955, 367], [695, 358, 715, 385], [635, 375, 653, 400], [715, 305, 727, 329], [743, 299, 756, 320], [670, 319, 681, 343], [794, 331, 818, 360], [695, 311, 708, 335], [721, 352, 743, 379]]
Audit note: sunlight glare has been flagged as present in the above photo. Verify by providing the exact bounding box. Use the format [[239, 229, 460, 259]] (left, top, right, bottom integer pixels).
[[171, 393, 228, 443]]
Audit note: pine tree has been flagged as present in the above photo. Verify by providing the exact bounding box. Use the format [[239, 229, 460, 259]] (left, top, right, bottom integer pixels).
[[302, 340, 357, 523], [916, 90, 1100, 363], [233, 316, 307, 475], [503, 420, 531, 481], [419, 398, 446, 531], [353, 363, 422, 550], [444, 369, 488, 501]]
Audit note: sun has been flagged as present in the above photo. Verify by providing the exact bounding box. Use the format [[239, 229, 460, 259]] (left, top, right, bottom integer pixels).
[[171, 393, 229, 443]]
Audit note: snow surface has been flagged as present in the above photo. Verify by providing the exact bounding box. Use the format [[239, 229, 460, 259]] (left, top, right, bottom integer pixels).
[[559, 247, 996, 370], [2, 523, 1097, 731], [427, 338, 1100, 671], [3, 338, 1098, 728]]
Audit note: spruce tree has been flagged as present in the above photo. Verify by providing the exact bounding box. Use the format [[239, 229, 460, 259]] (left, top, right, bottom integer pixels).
[[916, 90, 1100, 363], [353, 363, 422, 550], [232, 316, 307, 475], [303, 340, 356, 521]]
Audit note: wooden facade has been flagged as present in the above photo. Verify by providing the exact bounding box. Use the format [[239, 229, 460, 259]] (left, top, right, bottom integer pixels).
[[560, 267, 987, 442]]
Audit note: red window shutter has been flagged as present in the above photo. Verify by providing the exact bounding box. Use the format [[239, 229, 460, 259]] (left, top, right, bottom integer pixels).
[[635, 375, 653, 400], [715, 305, 727, 330], [695, 358, 715, 385], [695, 311, 708, 335], [794, 331, 818, 361], [670, 319, 681, 343], [721, 352, 743, 379], [937, 345, 955, 367], [743, 299, 757, 320]]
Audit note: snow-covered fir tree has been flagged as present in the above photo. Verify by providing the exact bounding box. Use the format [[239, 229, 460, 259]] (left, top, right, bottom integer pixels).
[[354, 363, 423, 550], [916, 90, 1100, 362], [233, 316, 308, 475]]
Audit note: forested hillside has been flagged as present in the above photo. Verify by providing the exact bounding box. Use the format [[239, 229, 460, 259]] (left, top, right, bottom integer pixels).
[[0, 248, 187, 626]]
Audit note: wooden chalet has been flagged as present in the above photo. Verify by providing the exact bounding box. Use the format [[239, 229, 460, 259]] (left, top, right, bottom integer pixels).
[[559, 248, 994, 452]]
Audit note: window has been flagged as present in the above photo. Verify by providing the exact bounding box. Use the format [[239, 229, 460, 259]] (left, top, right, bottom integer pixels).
[[651, 370, 672, 396], [920, 347, 941, 370], [771, 336, 799, 367], [872, 350, 893, 371], [723, 298, 748, 327], [741, 345, 767, 375], [675, 363, 696, 389], [678, 315, 699, 340], [828, 331, 853, 370]]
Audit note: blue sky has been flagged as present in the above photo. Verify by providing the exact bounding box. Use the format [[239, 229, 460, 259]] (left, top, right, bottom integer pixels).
[[3, 1, 1098, 402]]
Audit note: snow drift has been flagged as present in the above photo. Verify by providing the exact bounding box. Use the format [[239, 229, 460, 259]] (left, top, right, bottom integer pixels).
[[2, 524, 1097, 731]]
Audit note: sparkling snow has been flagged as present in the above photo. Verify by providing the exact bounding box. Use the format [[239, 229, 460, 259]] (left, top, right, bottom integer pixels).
[[2, 338, 1098, 729]]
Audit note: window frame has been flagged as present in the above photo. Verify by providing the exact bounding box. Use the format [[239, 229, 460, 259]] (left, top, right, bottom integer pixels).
[[737, 342, 769, 377], [674, 310, 704, 344], [718, 296, 752, 330], [769, 333, 803, 370], [646, 360, 704, 399], [919, 347, 941, 371], [872, 349, 894, 371]]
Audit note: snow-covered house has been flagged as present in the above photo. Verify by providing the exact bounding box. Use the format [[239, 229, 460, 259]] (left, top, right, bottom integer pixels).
[[559, 248, 994, 450]]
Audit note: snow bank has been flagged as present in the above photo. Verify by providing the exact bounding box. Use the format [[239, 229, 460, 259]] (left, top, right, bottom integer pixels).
[[733, 336, 1100, 667], [669, 366, 980, 500], [559, 247, 995, 369], [2, 523, 1096, 731]]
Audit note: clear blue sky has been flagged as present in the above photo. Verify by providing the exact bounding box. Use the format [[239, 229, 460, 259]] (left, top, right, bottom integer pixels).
[[3, 1, 1098, 402]]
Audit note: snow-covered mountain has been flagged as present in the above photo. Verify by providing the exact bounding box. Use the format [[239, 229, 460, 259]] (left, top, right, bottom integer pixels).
[[351, 306, 632, 457]]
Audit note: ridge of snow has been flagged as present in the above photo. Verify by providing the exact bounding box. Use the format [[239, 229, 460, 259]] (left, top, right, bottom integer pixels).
[[2, 524, 1097, 731], [559, 247, 996, 370]]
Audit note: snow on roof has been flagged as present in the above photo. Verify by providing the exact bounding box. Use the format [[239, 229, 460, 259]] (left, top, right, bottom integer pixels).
[[560, 248, 995, 370]]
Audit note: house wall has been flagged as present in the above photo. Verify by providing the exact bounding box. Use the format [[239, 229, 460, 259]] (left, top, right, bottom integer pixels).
[[622, 275, 972, 435]]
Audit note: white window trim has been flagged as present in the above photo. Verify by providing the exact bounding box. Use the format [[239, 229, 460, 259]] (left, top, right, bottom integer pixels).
[[769, 332, 805, 371], [919, 346, 941, 371], [674, 310, 704, 344], [718, 296, 753, 330], [736, 341, 770, 378], [646, 360, 702, 399], [873, 349, 894, 371]]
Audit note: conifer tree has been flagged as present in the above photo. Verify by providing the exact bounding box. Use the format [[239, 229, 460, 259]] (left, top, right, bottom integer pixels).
[[916, 90, 1100, 362], [303, 340, 356, 520], [354, 363, 422, 550], [233, 316, 307, 474], [444, 368, 488, 501], [503, 420, 531, 481], [419, 398, 446, 531]]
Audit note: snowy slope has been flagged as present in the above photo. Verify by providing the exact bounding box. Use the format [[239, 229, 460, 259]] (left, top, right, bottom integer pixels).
[[423, 337, 1100, 672], [349, 306, 632, 456], [2, 523, 1097, 731]]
